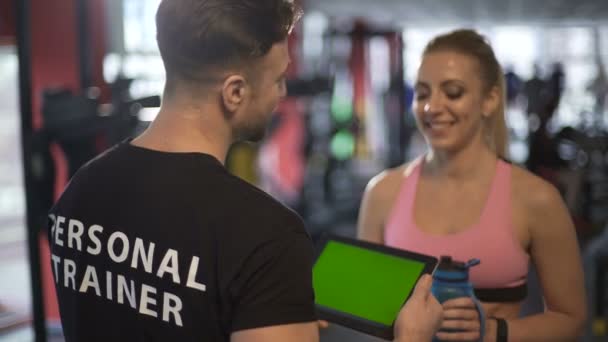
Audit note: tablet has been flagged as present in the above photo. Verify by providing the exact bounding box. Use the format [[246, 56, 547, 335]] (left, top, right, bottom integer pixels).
[[312, 234, 438, 340]]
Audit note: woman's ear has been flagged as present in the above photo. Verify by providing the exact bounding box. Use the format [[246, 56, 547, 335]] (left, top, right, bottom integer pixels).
[[221, 75, 247, 113], [482, 86, 501, 117]]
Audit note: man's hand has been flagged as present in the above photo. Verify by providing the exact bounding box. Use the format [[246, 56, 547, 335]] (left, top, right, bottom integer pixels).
[[394, 274, 443, 342]]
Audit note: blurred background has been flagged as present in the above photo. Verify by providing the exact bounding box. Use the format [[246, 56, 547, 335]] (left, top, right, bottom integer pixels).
[[0, 0, 607, 341]]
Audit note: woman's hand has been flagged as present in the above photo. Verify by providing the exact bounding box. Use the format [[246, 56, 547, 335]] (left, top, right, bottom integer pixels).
[[435, 297, 483, 341]]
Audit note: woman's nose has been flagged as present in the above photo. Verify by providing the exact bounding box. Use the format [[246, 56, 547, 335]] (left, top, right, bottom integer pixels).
[[423, 94, 442, 114]]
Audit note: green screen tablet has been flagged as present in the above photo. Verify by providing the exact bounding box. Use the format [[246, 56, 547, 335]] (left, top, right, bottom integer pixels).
[[313, 234, 437, 340]]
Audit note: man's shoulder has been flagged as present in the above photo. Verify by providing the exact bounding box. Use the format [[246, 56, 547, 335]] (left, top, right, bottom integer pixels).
[[70, 143, 126, 179], [50, 142, 158, 215], [221, 175, 307, 234]]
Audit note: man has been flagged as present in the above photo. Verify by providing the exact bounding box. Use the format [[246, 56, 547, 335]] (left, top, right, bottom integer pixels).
[[48, 1, 442, 341]]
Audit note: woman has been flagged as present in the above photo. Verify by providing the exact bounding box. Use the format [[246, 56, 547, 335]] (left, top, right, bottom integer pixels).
[[358, 29, 586, 341]]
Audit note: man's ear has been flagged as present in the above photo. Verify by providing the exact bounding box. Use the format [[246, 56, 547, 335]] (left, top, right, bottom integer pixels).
[[221, 75, 248, 113]]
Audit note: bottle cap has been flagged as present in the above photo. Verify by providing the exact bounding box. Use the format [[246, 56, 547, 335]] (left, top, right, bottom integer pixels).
[[437, 256, 481, 272]]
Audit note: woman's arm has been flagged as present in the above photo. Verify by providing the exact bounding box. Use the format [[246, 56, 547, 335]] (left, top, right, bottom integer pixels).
[[357, 174, 386, 243], [502, 177, 586, 341], [357, 167, 403, 243]]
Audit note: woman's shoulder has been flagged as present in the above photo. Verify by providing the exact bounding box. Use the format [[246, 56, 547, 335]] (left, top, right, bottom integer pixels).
[[365, 158, 421, 196], [359, 159, 419, 217], [509, 163, 565, 213]]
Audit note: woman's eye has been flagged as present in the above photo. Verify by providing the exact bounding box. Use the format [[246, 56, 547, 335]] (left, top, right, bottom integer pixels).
[[416, 92, 429, 101], [446, 90, 463, 99]]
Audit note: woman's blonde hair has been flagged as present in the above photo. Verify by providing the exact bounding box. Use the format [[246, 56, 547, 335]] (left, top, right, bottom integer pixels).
[[423, 29, 508, 159]]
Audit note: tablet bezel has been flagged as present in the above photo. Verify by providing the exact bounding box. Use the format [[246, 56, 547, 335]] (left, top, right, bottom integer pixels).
[[313, 234, 438, 340]]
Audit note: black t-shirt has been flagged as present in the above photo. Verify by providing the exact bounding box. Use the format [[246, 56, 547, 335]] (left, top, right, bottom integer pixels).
[[48, 141, 316, 342]]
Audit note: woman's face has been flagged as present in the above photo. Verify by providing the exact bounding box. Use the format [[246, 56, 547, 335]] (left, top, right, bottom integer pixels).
[[413, 50, 497, 154]]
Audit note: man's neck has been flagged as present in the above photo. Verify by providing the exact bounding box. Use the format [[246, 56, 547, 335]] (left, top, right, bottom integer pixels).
[[131, 101, 232, 165]]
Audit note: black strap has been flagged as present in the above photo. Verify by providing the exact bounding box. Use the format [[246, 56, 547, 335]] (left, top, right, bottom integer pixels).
[[494, 317, 508, 342], [474, 283, 527, 302]]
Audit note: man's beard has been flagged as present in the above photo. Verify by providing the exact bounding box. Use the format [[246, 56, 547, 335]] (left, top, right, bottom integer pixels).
[[234, 117, 268, 143]]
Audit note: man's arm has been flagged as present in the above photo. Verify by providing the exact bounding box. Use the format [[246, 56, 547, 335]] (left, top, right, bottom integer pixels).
[[231, 275, 442, 342], [231, 322, 318, 342], [394, 274, 444, 342], [227, 229, 317, 335]]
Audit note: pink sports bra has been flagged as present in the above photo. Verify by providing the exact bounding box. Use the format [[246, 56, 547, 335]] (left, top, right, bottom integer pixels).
[[384, 158, 529, 302]]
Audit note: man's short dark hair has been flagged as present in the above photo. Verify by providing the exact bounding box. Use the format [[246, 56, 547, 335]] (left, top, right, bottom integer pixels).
[[156, 0, 301, 84]]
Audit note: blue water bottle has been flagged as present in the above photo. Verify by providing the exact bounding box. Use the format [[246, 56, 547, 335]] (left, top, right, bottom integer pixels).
[[431, 256, 485, 342]]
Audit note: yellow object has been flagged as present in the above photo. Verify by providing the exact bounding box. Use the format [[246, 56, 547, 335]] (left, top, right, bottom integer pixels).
[[592, 318, 607, 336], [226, 142, 258, 185]]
